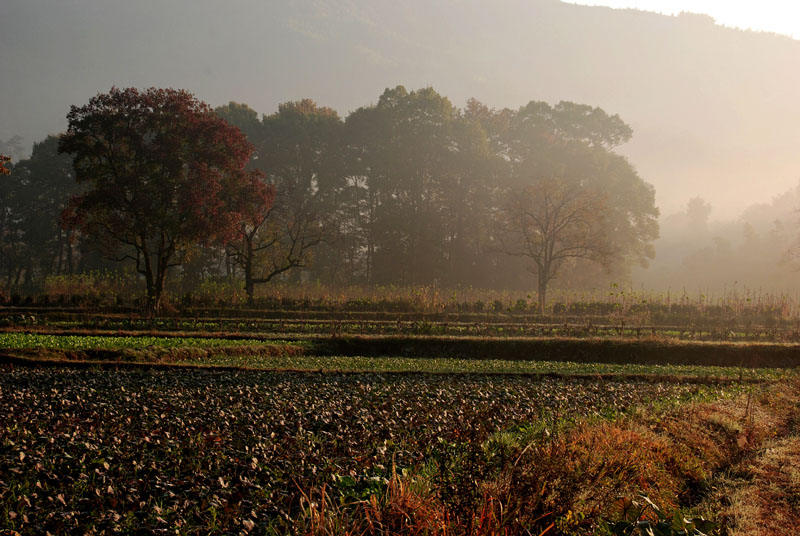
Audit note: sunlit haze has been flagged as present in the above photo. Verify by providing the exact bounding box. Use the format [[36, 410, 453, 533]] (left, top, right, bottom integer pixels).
[[2, 0, 800, 293], [568, 1, 800, 38], [4, 2, 800, 528]]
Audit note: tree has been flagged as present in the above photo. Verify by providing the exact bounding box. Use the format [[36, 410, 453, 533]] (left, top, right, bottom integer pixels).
[[490, 100, 658, 287], [0, 136, 80, 291], [213, 99, 343, 298], [227, 189, 324, 302], [59, 87, 270, 312], [214, 102, 262, 144], [501, 178, 613, 311], [686, 197, 712, 234], [0, 154, 18, 289], [344, 86, 472, 285]]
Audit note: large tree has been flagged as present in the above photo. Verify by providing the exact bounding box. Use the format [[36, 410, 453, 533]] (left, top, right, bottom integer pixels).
[[59, 87, 270, 311], [501, 178, 612, 311], [227, 190, 325, 302], [344, 86, 481, 285], [0, 154, 17, 289], [489, 100, 658, 287]]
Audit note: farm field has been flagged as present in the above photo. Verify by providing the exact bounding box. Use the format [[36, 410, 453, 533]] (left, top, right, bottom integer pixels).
[[2, 301, 800, 534], [0, 367, 756, 534], [7, 287, 800, 343], [7, 313, 800, 342], [0, 331, 787, 380]]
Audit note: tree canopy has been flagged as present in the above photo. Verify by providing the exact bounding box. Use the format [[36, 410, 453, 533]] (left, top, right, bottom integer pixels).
[[59, 87, 271, 311], [2, 85, 660, 305]]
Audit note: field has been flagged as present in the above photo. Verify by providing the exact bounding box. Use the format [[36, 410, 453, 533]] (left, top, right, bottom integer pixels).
[[2, 295, 800, 534]]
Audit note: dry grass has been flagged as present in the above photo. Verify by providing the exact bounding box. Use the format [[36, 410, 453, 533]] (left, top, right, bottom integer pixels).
[[292, 475, 448, 536], [483, 383, 799, 533], [285, 381, 800, 535], [712, 435, 800, 535]]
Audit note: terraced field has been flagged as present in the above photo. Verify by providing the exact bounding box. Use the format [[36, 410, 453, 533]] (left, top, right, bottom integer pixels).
[[0, 367, 739, 534], [6, 304, 800, 342], [1, 304, 799, 534]]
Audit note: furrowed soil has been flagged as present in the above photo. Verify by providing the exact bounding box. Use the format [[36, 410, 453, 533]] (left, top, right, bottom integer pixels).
[[1, 362, 799, 534], [0, 366, 743, 534], [3, 305, 800, 533]]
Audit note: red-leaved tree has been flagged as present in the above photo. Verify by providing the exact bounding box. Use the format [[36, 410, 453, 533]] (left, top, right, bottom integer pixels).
[[59, 87, 274, 312], [0, 154, 10, 175]]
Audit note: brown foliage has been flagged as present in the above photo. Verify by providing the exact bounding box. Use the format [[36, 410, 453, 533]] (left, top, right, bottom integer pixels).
[[290, 383, 799, 535]]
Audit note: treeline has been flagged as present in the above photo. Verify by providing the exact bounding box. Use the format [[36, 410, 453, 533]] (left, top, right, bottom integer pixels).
[[634, 190, 800, 293], [0, 86, 659, 305]]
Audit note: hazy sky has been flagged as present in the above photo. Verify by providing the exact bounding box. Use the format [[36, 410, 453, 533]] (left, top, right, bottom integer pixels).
[[568, 1, 800, 38], [1, 0, 799, 219]]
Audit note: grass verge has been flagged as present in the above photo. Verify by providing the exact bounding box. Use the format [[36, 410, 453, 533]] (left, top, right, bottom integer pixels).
[[285, 380, 800, 534]]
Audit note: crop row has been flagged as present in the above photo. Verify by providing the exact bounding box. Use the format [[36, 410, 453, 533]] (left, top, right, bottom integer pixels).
[[7, 314, 800, 342], [0, 333, 295, 351], [0, 368, 734, 533], [168, 354, 784, 379], [7, 332, 800, 370]]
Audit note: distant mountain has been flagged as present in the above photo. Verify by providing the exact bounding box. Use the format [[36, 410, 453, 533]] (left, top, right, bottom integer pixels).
[[1, 0, 799, 215], [270, 0, 800, 216]]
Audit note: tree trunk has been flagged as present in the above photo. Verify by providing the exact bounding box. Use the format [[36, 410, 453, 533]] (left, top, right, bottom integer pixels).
[[152, 231, 172, 314], [55, 239, 64, 275], [537, 275, 547, 314], [243, 232, 255, 304], [23, 256, 32, 290], [152, 267, 167, 313], [13, 265, 23, 289], [142, 245, 156, 313], [6, 264, 13, 291], [245, 256, 254, 305]]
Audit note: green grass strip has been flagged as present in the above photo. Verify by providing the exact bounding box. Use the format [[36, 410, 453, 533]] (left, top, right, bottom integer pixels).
[[0, 332, 300, 350], [174, 354, 789, 379]]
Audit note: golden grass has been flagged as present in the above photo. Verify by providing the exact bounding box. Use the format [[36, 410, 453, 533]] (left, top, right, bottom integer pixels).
[[713, 436, 800, 535], [287, 381, 800, 535]]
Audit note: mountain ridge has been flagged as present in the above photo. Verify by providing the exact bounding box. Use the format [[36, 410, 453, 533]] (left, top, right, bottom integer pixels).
[[1, 0, 798, 216]]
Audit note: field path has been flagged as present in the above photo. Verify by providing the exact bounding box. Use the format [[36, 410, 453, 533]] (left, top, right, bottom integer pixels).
[[718, 433, 800, 535]]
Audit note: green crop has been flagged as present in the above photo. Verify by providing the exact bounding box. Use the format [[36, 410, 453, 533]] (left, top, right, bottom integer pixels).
[[0, 333, 286, 350]]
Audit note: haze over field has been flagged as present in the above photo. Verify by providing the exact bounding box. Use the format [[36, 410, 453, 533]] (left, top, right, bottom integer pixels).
[[2, 0, 800, 292], [3, 0, 799, 217], [5, 4, 800, 532]]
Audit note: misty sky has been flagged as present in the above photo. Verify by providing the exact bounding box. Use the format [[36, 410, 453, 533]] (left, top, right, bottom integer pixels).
[[568, 1, 800, 38], [2, 0, 799, 219]]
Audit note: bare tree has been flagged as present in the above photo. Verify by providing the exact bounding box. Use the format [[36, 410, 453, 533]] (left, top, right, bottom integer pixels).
[[228, 189, 328, 303], [501, 178, 613, 312]]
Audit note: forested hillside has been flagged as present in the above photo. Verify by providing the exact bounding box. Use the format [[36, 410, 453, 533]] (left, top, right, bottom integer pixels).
[[3, 0, 799, 216]]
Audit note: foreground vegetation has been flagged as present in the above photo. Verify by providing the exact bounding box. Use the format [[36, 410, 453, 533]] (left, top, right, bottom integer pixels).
[[0, 366, 755, 534], [2, 364, 797, 534], [0, 333, 296, 351], [5, 331, 800, 372], [0, 332, 785, 381], [2, 292, 800, 533]]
